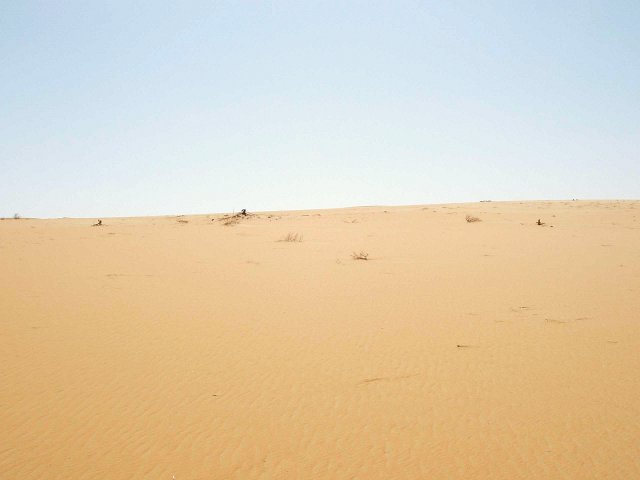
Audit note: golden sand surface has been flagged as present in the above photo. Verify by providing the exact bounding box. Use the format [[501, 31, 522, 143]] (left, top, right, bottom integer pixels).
[[1, 200, 639, 479]]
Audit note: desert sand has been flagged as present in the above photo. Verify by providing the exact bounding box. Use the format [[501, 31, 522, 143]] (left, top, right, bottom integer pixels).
[[1, 200, 639, 479]]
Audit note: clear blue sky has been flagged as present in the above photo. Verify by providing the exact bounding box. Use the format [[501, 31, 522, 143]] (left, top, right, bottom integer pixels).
[[1, 1, 638, 218]]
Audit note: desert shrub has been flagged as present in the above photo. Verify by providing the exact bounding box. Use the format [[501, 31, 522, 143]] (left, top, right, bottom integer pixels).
[[221, 216, 240, 226], [217, 210, 254, 226], [279, 232, 303, 242], [465, 215, 481, 223], [351, 251, 369, 260]]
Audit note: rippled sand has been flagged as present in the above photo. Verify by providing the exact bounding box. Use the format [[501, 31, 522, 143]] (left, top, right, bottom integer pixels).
[[2, 200, 639, 479]]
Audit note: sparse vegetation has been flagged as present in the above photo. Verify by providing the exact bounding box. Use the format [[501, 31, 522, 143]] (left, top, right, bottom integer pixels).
[[352, 251, 369, 260], [279, 232, 303, 242], [217, 209, 254, 226], [465, 215, 481, 223], [221, 216, 240, 226]]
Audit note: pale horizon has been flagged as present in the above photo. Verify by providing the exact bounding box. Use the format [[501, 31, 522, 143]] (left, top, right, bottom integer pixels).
[[4, 197, 639, 220]]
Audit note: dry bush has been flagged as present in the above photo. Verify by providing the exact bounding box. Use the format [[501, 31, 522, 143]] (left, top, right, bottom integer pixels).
[[279, 232, 303, 242], [217, 210, 254, 227], [351, 251, 369, 260], [465, 215, 481, 223], [221, 216, 240, 226]]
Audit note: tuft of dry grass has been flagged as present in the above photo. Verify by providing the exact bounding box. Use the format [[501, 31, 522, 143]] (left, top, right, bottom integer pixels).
[[465, 215, 481, 223], [351, 251, 369, 260], [279, 232, 303, 242]]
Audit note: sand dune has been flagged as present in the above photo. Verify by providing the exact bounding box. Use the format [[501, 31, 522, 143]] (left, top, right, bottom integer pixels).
[[1, 200, 639, 479]]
